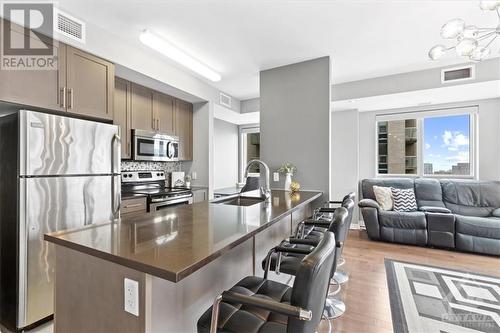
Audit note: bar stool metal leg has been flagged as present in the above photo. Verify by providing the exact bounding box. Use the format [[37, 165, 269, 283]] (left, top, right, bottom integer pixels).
[[323, 297, 346, 319], [333, 269, 349, 284], [337, 256, 345, 267]]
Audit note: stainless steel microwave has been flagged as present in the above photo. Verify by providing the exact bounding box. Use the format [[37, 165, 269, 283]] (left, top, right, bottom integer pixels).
[[132, 129, 179, 162]]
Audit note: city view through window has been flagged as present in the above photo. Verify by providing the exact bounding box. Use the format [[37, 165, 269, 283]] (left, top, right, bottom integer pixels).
[[377, 114, 472, 176], [423, 115, 470, 175]]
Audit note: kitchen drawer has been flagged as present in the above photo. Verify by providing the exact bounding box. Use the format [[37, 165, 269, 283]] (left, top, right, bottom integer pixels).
[[121, 197, 147, 215]]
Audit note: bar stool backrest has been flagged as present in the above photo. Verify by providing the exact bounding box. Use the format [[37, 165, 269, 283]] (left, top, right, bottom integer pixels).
[[288, 231, 336, 333]]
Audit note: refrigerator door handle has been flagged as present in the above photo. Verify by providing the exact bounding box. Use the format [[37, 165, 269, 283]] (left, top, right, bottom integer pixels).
[[111, 134, 121, 218]]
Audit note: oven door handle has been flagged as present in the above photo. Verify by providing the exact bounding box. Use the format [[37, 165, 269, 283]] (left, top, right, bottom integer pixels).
[[150, 196, 193, 210], [150, 194, 193, 203]]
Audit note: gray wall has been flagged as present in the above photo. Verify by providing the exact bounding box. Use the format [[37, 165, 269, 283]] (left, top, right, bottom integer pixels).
[[260, 57, 331, 197], [332, 58, 500, 101], [240, 98, 260, 113], [213, 118, 239, 189]]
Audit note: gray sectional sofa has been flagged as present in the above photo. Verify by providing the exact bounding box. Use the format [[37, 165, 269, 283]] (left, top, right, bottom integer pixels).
[[359, 178, 500, 256]]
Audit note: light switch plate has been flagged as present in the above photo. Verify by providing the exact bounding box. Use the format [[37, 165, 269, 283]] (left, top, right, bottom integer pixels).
[[273, 172, 279, 182], [124, 278, 139, 316]]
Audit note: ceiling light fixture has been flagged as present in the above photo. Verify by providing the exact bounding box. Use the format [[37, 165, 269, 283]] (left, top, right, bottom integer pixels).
[[428, 0, 500, 62], [140, 29, 222, 82]]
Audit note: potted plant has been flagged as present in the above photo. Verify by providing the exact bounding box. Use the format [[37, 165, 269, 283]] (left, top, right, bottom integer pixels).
[[277, 163, 297, 191]]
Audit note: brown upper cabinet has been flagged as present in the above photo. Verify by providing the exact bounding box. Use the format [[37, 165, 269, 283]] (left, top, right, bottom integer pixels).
[[116, 78, 193, 160], [130, 83, 154, 132], [65, 46, 114, 120], [114, 78, 132, 159], [174, 98, 193, 161], [153, 92, 175, 135], [0, 19, 64, 111], [0, 19, 115, 120]]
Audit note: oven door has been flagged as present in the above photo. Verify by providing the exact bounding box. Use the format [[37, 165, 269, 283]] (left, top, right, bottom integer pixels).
[[149, 195, 193, 211], [133, 135, 169, 161]]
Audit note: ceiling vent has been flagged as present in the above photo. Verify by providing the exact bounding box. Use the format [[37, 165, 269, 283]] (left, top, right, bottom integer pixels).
[[219, 92, 232, 108], [53, 8, 85, 43], [441, 65, 475, 84]]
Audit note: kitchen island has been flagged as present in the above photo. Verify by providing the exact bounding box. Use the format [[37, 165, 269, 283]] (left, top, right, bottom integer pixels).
[[45, 189, 322, 333]]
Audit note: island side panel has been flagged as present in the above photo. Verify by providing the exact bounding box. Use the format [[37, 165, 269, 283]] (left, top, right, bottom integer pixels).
[[148, 237, 254, 333], [54, 246, 147, 333]]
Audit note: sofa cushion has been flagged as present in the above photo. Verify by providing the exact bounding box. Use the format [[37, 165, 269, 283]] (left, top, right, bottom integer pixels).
[[392, 188, 418, 212], [361, 178, 414, 201], [441, 180, 500, 217], [492, 208, 500, 218], [455, 215, 500, 239], [379, 211, 426, 229], [415, 178, 446, 208], [373, 186, 393, 210], [419, 206, 452, 214]]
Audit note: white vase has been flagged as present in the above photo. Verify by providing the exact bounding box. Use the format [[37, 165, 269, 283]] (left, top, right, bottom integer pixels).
[[284, 173, 292, 191]]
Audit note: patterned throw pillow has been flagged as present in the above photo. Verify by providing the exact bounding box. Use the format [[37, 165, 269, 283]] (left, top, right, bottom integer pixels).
[[373, 186, 393, 211], [391, 188, 418, 212]]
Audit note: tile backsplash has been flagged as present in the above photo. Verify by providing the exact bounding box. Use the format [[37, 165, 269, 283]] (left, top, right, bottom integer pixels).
[[121, 161, 182, 184]]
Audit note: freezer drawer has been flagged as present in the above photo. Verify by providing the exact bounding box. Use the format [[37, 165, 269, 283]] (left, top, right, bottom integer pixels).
[[19, 175, 120, 327], [20, 110, 120, 176]]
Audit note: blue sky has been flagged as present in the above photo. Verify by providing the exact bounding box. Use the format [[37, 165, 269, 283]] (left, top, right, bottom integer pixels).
[[423, 115, 470, 172]]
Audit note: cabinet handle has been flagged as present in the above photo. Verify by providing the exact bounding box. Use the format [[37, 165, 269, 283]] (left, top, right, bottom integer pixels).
[[67, 88, 74, 109], [156, 119, 159, 130], [152, 118, 155, 130], [60, 87, 66, 108]]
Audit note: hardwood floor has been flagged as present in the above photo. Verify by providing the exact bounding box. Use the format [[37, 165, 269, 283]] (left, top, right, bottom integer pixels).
[[317, 229, 500, 333]]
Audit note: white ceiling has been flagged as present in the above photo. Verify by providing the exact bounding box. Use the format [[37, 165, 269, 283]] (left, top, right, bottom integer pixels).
[[57, 0, 499, 100]]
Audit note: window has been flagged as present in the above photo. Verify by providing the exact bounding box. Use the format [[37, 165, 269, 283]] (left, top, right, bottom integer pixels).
[[239, 126, 260, 180], [376, 107, 476, 177]]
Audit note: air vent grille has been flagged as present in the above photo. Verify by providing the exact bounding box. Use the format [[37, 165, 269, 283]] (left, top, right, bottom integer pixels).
[[219, 92, 232, 108], [54, 9, 85, 43], [441, 65, 475, 84]]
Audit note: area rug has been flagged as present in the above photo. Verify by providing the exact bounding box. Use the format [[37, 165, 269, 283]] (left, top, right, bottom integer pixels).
[[385, 259, 500, 333]]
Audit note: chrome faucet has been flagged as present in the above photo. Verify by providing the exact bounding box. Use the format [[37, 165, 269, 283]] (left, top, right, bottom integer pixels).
[[244, 159, 271, 201]]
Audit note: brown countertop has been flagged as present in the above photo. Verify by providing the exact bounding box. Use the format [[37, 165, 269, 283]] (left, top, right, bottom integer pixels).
[[45, 190, 322, 282]]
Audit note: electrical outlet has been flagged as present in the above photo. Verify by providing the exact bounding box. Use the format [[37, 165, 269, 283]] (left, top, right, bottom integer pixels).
[[273, 172, 279, 182], [124, 278, 139, 316], [192, 172, 197, 180]]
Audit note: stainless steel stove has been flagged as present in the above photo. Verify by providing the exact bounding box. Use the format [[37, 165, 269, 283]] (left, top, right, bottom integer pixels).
[[122, 171, 193, 211]]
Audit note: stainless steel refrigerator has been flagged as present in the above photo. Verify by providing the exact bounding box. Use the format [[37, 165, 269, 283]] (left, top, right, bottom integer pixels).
[[0, 110, 121, 331]]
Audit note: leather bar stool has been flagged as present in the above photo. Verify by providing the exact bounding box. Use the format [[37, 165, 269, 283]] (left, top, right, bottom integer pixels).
[[297, 195, 355, 286], [197, 232, 336, 333], [262, 207, 349, 321]]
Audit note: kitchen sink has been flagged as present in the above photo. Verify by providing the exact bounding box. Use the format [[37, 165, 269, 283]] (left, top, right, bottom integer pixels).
[[216, 196, 264, 207]]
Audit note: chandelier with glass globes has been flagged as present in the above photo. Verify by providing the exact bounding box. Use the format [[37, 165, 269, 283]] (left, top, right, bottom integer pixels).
[[428, 0, 500, 61]]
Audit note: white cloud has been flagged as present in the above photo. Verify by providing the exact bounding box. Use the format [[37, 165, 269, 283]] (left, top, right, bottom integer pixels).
[[425, 143, 431, 150], [442, 131, 469, 151], [446, 151, 469, 163]]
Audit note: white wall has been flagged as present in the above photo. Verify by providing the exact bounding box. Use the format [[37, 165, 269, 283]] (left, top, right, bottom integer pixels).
[[183, 102, 214, 197], [331, 109, 359, 224], [357, 98, 500, 182], [331, 98, 500, 225], [213, 118, 239, 189]]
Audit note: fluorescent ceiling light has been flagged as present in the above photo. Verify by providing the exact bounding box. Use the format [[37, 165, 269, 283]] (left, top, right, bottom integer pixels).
[[140, 29, 222, 82]]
